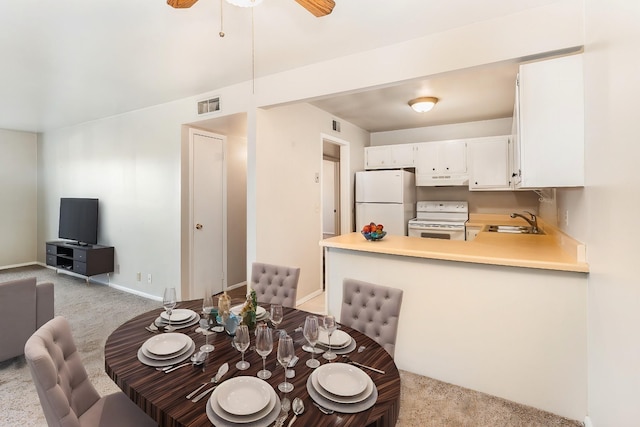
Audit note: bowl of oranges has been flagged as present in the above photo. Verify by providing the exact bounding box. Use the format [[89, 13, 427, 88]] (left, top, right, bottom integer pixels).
[[361, 222, 386, 241]]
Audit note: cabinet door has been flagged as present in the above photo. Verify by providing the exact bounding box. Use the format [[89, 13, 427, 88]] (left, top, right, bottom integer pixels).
[[365, 146, 391, 169], [468, 136, 511, 190], [390, 144, 415, 167], [440, 140, 467, 174], [415, 143, 439, 174], [466, 226, 482, 241], [517, 54, 584, 187]]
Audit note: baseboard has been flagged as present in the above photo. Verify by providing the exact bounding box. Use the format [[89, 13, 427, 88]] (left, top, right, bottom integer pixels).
[[296, 288, 324, 306], [227, 281, 247, 292], [584, 416, 593, 427], [0, 261, 39, 270], [108, 281, 162, 301]]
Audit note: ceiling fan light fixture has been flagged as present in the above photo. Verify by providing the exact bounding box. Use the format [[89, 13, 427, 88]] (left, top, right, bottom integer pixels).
[[409, 97, 439, 113], [225, 0, 264, 7]]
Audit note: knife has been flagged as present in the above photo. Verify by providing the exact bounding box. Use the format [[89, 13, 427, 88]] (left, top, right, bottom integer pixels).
[[191, 363, 230, 403], [185, 362, 229, 399]]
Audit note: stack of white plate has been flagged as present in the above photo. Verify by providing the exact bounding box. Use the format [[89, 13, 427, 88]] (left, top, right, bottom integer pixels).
[[156, 308, 200, 330], [206, 376, 281, 426], [230, 305, 269, 322], [306, 362, 378, 413], [316, 329, 356, 354], [137, 333, 195, 367]]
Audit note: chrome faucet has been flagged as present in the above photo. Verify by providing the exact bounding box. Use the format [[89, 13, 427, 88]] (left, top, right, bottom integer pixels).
[[510, 211, 539, 233]]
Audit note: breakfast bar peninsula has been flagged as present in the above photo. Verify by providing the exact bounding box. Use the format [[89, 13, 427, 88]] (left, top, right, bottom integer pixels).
[[320, 225, 589, 421]]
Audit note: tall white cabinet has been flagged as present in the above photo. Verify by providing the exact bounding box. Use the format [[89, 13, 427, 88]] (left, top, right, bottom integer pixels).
[[514, 53, 584, 188]]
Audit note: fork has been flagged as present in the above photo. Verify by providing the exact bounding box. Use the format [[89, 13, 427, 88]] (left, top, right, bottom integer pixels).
[[186, 375, 218, 399]]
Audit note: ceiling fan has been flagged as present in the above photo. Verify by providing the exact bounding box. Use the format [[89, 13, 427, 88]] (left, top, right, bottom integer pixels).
[[167, 0, 335, 17]]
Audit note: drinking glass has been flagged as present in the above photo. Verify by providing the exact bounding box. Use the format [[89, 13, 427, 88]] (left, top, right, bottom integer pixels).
[[255, 323, 273, 379], [200, 291, 215, 352], [162, 287, 177, 331], [270, 304, 283, 333], [303, 315, 320, 368], [234, 325, 251, 370], [322, 314, 337, 360], [277, 334, 295, 393]]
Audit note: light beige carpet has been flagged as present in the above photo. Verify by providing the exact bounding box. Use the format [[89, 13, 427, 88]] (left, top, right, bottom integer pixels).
[[0, 265, 582, 427]]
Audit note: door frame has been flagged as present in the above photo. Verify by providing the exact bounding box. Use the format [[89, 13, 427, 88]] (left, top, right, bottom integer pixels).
[[187, 127, 228, 299], [320, 133, 351, 236]]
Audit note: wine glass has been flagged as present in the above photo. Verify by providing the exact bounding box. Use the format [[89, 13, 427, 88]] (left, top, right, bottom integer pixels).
[[234, 325, 251, 370], [303, 315, 320, 368], [322, 315, 337, 360], [270, 304, 283, 333], [162, 287, 177, 332], [277, 334, 295, 393], [255, 323, 273, 379], [200, 291, 215, 352]]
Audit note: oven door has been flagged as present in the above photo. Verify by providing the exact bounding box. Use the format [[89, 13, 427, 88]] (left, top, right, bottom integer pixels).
[[408, 224, 466, 241]]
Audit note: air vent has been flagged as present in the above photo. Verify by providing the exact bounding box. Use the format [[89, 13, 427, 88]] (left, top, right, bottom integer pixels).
[[332, 119, 341, 132], [197, 97, 220, 115]]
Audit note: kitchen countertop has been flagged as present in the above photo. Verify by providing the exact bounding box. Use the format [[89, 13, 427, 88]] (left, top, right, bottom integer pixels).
[[321, 215, 589, 273]]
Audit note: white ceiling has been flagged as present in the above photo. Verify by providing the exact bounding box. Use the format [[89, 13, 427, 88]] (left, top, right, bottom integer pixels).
[[0, 0, 562, 133]]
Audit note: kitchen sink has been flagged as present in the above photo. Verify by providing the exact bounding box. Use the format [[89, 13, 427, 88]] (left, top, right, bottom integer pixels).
[[485, 225, 545, 235]]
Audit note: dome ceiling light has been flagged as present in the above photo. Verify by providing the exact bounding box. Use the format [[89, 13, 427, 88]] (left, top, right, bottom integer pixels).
[[408, 97, 439, 113]]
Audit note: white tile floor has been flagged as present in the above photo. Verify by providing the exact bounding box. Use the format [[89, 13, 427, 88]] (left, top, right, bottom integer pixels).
[[296, 291, 325, 314]]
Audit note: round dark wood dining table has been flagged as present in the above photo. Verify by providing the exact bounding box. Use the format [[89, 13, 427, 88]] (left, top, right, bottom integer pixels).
[[105, 299, 400, 427]]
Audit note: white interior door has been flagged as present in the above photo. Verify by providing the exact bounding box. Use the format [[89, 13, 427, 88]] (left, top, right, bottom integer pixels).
[[322, 159, 338, 238], [191, 131, 225, 299]]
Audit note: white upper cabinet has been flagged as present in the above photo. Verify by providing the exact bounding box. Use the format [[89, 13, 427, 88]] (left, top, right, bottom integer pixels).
[[514, 53, 585, 188], [415, 140, 468, 186], [365, 144, 416, 170], [467, 135, 512, 191]]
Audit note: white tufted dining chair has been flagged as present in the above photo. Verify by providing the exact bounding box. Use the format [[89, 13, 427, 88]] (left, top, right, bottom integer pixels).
[[340, 278, 404, 358], [250, 262, 301, 308], [24, 316, 157, 427]]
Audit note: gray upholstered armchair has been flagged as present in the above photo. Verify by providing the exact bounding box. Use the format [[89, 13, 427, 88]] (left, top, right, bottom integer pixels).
[[250, 262, 301, 308], [0, 276, 54, 362], [340, 278, 403, 357], [24, 316, 157, 427]]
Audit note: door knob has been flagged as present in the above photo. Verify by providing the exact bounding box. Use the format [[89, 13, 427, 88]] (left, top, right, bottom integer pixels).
[[196, 224, 203, 230]]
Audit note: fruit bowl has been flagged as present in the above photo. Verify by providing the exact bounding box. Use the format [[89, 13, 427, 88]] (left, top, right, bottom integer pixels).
[[361, 230, 387, 241]]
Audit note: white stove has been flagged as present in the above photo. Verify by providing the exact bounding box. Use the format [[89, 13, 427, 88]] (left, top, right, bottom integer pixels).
[[408, 201, 469, 240]]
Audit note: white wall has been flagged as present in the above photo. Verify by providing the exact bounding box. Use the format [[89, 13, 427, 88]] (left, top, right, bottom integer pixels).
[[255, 103, 368, 299], [0, 129, 37, 267], [557, 0, 640, 425]]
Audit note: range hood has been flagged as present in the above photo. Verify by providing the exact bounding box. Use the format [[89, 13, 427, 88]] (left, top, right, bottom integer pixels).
[[416, 173, 469, 186]]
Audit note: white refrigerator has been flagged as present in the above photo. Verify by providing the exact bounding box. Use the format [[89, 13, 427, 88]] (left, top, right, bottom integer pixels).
[[355, 170, 416, 236]]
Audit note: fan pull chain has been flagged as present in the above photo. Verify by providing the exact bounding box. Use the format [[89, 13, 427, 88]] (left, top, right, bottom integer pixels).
[[219, 0, 225, 37], [251, 8, 255, 94]]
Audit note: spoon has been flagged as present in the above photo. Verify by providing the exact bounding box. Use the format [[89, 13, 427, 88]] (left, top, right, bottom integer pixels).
[[287, 397, 304, 427]]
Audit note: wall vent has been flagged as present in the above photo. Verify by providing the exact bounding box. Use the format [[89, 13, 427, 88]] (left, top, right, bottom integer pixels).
[[197, 96, 220, 115], [332, 119, 341, 132]]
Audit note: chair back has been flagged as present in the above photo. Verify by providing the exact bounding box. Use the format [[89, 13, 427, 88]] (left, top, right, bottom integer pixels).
[[24, 316, 101, 427], [340, 278, 403, 357], [250, 262, 300, 308]]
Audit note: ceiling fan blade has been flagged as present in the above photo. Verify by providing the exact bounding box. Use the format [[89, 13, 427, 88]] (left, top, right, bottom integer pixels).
[[294, 0, 335, 17], [167, 0, 199, 8]]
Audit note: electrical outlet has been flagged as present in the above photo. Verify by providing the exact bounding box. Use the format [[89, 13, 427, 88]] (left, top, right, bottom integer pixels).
[[147, 273, 152, 284], [136, 272, 141, 282], [115, 264, 120, 274], [564, 210, 569, 226]]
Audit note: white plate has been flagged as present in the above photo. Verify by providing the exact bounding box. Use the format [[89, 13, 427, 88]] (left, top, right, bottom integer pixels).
[[142, 333, 191, 356], [307, 375, 378, 414], [155, 314, 200, 330], [215, 376, 272, 416], [137, 341, 195, 367], [316, 362, 369, 397], [311, 368, 373, 404], [141, 339, 192, 361], [160, 309, 196, 323], [210, 378, 277, 422], [318, 329, 351, 347], [207, 393, 280, 427], [316, 337, 356, 355], [230, 305, 267, 317]]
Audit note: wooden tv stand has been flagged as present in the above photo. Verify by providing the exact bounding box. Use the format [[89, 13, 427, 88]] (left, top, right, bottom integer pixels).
[[46, 241, 114, 277]]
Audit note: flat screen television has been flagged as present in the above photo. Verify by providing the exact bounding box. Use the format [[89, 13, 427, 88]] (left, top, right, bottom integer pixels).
[[58, 198, 99, 245]]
